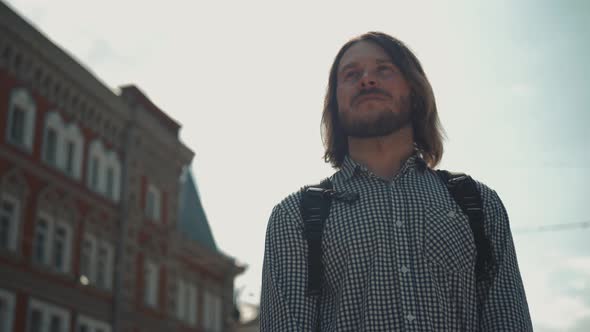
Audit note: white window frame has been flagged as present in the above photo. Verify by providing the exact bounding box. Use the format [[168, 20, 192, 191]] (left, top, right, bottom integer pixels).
[[79, 235, 114, 291], [144, 259, 159, 308], [62, 124, 83, 180], [76, 315, 111, 332], [0, 288, 16, 332], [188, 283, 197, 326], [87, 141, 120, 202], [42, 112, 64, 168], [6, 88, 36, 151], [33, 212, 72, 274], [80, 234, 96, 285], [64, 139, 76, 176], [42, 126, 59, 166], [105, 167, 114, 200], [104, 152, 121, 202], [145, 184, 161, 222], [27, 298, 71, 332], [213, 294, 222, 332], [95, 241, 114, 291], [0, 194, 20, 252], [42, 112, 84, 180], [176, 279, 186, 320], [33, 214, 50, 266], [87, 141, 104, 193], [51, 223, 71, 273], [176, 279, 198, 326], [203, 291, 222, 332], [88, 156, 100, 192]]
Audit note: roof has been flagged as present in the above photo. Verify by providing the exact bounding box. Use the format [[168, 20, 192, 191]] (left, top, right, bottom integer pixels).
[[119, 84, 181, 135], [177, 167, 218, 252]]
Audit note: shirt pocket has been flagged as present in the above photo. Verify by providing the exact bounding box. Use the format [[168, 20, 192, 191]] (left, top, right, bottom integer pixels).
[[422, 205, 476, 274]]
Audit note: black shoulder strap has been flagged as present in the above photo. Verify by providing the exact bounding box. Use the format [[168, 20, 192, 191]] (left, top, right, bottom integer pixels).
[[301, 178, 333, 296], [436, 170, 493, 281]]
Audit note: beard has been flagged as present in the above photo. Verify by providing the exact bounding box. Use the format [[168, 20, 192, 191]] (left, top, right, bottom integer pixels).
[[339, 95, 412, 138]]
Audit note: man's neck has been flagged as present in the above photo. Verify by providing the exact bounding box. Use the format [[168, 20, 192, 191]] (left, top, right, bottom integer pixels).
[[347, 126, 415, 181]]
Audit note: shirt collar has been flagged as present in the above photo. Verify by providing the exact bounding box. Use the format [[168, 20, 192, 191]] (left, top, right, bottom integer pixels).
[[339, 150, 427, 182]]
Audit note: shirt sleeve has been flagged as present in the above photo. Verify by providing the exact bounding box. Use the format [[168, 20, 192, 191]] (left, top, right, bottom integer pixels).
[[260, 204, 319, 331], [478, 188, 533, 331]]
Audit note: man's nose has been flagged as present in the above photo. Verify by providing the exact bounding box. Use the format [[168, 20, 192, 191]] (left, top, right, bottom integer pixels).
[[359, 70, 377, 88]]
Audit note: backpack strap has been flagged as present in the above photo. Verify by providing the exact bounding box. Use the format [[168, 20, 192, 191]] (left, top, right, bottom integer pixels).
[[436, 170, 493, 281], [301, 178, 333, 296]]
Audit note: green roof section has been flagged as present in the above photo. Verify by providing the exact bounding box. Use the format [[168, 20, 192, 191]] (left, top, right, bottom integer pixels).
[[178, 167, 218, 252]]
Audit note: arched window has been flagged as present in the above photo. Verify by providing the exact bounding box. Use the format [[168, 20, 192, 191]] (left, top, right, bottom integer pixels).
[[0, 169, 28, 254], [42, 112, 84, 180], [104, 151, 122, 202], [87, 140, 105, 193], [62, 123, 84, 180], [87, 140, 121, 202], [32, 210, 73, 274], [6, 88, 36, 151], [79, 232, 114, 291], [42, 112, 63, 167]]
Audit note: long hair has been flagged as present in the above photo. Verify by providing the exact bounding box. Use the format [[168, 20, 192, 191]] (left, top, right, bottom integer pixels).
[[321, 32, 445, 168]]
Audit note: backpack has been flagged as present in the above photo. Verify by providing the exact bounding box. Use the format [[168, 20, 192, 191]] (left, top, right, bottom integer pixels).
[[300, 170, 494, 296]]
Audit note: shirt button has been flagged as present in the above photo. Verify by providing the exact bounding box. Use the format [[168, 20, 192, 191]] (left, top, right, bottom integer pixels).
[[447, 210, 457, 218], [401, 265, 410, 274], [396, 220, 403, 227], [406, 313, 416, 322]]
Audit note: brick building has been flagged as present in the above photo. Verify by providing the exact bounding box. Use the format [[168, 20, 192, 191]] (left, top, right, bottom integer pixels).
[[0, 2, 244, 331]]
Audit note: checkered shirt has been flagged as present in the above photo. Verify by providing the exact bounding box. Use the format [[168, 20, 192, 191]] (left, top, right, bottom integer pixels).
[[260, 154, 532, 331]]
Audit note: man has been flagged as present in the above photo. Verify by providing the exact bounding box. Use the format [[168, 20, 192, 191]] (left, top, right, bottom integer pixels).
[[260, 32, 532, 331]]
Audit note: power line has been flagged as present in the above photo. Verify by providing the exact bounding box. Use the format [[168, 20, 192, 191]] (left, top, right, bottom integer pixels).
[[513, 221, 590, 234]]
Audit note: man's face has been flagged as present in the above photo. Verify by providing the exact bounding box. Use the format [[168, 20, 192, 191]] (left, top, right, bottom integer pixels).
[[336, 40, 412, 138]]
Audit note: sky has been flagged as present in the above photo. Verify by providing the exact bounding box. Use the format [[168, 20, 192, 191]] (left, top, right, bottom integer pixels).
[[5, 0, 590, 329]]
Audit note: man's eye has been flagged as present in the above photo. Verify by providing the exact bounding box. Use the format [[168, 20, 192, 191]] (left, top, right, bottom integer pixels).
[[344, 71, 359, 80], [378, 66, 394, 73]]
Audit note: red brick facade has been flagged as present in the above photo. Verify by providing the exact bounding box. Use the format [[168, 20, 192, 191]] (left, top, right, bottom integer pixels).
[[0, 4, 244, 331]]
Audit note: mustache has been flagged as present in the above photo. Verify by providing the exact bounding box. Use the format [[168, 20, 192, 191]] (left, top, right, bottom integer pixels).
[[352, 88, 393, 105]]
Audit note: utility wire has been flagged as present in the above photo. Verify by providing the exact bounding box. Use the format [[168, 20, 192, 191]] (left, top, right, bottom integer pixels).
[[513, 220, 590, 234]]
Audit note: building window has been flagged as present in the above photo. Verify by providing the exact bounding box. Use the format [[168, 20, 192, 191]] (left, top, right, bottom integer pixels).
[[62, 125, 83, 180], [105, 167, 114, 200], [49, 315, 62, 332], [89, 157, 100, 191], [203, 291, 222, 332], [145, 185, 161, 222], [44, 128, 58, 166], [0, 289, 16, 332], [79, 235, 114, 291], [0, 195, 20, 251], [64, 140, 75, 176], [27, 298, 70, 332], [6, 88, 36, 151], [176, 279, 197, 326], [144, 260, 159, 308], [76, 315, 111, 332], [28, 308, 42, 332], [87, 140, 120, 202], [96, 246, 107, 289], [9, 106, 26, 144], [33, 217, 49, 264], [43, 112, 84, 180], [52, 225, 67, 271], [80, 235, 95, 285], [33, 214, 72, 274], [95, 242, 113, 290]]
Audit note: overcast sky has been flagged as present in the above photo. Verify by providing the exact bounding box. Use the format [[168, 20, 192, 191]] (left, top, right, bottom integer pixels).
[[5, 0, 590, 329]]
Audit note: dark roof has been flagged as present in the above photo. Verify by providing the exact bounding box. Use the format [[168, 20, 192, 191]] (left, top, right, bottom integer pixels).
[[177, 167, 218, 252]]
